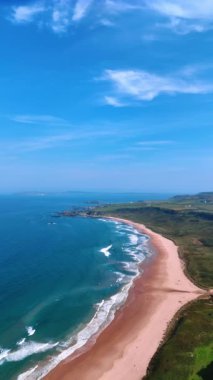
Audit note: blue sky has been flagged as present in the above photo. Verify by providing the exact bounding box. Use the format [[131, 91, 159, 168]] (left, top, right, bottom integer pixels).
[[0, 0, 213, 193]]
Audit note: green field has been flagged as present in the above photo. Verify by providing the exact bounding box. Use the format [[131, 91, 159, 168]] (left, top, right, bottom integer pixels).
[[144, 299, 213, 380], [89, 192, 213, 379]]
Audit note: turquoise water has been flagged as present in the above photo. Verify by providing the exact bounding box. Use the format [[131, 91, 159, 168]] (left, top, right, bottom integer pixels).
[[0, 193, 167, 379]]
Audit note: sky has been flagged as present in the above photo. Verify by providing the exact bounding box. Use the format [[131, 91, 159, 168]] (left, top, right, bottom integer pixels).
[[0, 0, 213, 193]]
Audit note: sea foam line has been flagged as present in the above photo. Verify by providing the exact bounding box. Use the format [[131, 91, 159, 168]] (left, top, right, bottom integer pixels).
[[20, 279, 137, 380], [0, 341, 58, 366], [18, 219, 151, 379], [17, 365, 38, 380]]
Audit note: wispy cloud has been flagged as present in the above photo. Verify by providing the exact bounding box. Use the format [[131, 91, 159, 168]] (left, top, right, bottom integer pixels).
[[0, 134, 73, 154], [104, 0, 144, 13], [12, 3, 45, 23], [1, 128, 116, 154], [7, 0, 213, 34], [9, 0, 95, 33], [10, 114, 69, 126], [146, 0, 213, 20], [51, 0, 72, 33], [102, 68, 213, 104], [18, 134, 74, 152], [72, 0, 94, 22], [104, 96, 126, 107], [126, 140, 174, 152], [138, 140, 173, 146], [104, 0, 213, 34], [146, 0, 213, 34], [99, 18, 115, 27]]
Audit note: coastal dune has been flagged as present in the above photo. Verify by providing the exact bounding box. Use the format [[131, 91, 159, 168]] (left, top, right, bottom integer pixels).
[[45, 218, 205, 380]]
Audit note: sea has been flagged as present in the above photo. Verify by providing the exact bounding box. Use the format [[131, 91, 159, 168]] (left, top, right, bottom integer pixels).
[[0, 192, 169, 379]]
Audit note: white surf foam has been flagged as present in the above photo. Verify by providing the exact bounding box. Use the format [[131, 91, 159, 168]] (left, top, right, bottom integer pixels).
[[115, 272, 131, 284], [0, 341, 58, 365], [0, 349, 10, 364], [128, 234, 139, 245], [100, 244, 112, 257], [121, 261, 139, 274], [22, 280, 136, 380], [18, 365, 38, 380], [26, 326, 35, 336], [98, 219, 120, 225], [15, 219, 151, 379], [17, 338, 26, 346]]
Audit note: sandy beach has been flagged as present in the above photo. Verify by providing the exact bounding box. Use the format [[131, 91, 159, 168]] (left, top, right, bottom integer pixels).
[[44, 217, 205, 380]]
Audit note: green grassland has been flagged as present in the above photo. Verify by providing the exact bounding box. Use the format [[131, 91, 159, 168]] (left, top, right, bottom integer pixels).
[[89, 192, 213, 379], [144, 299, 213, 380]]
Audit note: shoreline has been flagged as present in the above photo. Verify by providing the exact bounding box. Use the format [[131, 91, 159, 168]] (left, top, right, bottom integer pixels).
[[44, 217, 205, 380]]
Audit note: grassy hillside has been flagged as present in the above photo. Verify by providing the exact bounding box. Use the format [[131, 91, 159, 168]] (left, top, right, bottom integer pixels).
[[144, 298, 213, 380]]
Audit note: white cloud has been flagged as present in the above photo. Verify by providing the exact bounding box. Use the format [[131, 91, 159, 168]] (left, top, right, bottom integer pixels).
[[104, 0, 213, 34], [138, 140, 173, 145], [99, 18, 115, 27], [9, 0, 95, 32], [51, 0, 72, 33], [12, 3, 45, 23], [158, 17, 209, 35], [104, 96, 126, 107], [102, 68, 213, 104], [146, 0, 213, 20], [19, 134, 74, 151], [11, 114, 68, 126], [8, 0, 213, 34], [1, 129, 116, 154], [72, 0, 94, 22], [105, 0, 144, 13], [11, 0, 72, 32], [146, 0, 213, 34], [105, 0, 213, 22], [127, 140, 174, 152], [0, 134, 74, 154]]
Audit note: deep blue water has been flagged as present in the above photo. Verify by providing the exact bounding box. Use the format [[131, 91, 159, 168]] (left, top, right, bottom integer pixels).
[[0, 193, 169, 379]]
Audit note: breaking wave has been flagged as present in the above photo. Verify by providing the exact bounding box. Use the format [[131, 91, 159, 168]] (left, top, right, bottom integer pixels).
[[26, 326, 36, 336], [100, 244, 112, 257], [13, 218, 151, 379], [0, 341, 58, 366]]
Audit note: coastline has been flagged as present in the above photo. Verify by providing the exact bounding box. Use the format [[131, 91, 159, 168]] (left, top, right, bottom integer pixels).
[[44, 217, 205, 380]]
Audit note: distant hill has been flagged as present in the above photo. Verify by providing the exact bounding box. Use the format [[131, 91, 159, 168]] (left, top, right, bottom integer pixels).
[[170, 192, 213, 203]]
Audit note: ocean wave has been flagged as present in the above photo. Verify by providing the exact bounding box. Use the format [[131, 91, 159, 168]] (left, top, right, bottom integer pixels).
[[115, 271, 132, 284], [121, 261, 139, 275], [100, 244, 112, 257], [98, 219, 120, 225], [17, 338, 26, 346], [15, 219, 151, 379], [128, 234, 139, 245], [116, 224, 132, 232], [18, 365, 38, 380], [0, 341, 58, 365], [0, 348, 10, 363], [26, 326, 36, 336], [22, 280, 135, 380]]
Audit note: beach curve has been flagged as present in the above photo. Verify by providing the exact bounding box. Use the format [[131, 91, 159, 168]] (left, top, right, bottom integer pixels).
[[43, 217, 206, 380]]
